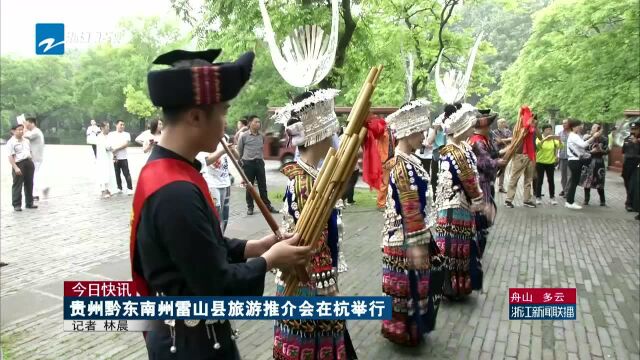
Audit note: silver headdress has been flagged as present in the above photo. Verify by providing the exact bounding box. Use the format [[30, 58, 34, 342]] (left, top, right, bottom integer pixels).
[[258, 0, 339, 89], [446, 103, 479, 138], [272, 88, 340, 147], [435, 32, 484, 105], [386, 99, 432, 139]]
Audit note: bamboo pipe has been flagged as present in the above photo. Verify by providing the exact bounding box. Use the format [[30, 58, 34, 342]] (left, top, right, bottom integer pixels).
[[345, 84, 375, 135], [286, 149, 339, 284], [284, 131, 367, 295], [283, 65, 383, 295], [344, 70, 378, 135]]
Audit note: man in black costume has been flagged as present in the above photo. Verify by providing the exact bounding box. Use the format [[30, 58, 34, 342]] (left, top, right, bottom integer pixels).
[[130, 48, 311, 359]]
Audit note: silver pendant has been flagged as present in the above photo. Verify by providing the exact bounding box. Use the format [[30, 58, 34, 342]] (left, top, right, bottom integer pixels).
[[184, 320, 200, 327]]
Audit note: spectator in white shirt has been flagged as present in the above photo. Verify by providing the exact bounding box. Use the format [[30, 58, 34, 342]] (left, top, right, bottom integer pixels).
[[108, 120, 133, 195], [565, 119, 602, 209], [86, 119, 101, 157], [197, 134, 235, 233], [142, 119, 163, 155], [23, 117, 49, 200], [95, 122, 118, 198], [6, 124, 37, 211]]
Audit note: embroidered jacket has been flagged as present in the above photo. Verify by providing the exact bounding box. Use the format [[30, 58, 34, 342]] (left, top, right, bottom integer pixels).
[[278, 162, 339, 296], [382, 151, 431, 249], [469, 134, 499, 191], [434, 142, 483, 212]]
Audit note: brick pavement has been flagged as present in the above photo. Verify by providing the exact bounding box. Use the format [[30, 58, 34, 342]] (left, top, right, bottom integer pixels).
[[1, 145, 639, 359]]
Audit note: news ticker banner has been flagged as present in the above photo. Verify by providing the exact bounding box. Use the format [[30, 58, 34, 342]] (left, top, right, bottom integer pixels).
[[63, 281, 392, 332], [509, 288, 577, 320], [62, 282, 578, 332]]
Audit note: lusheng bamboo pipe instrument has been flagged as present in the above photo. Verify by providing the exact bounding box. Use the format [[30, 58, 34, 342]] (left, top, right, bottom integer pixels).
[[282, 65, 384, 296]]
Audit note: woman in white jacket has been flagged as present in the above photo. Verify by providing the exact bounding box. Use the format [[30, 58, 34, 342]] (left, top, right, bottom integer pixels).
[[95, 122, 118, 198], [565, 119, 602, 209]]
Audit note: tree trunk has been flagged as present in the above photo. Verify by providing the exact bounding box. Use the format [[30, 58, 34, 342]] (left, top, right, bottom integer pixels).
[[409, 0, 459, 98], [319, 0, 357, 88]]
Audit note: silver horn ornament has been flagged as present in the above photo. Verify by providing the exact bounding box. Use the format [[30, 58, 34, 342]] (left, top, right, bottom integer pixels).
[[435, 31, 484, 105], [258, 0, 339, 88]]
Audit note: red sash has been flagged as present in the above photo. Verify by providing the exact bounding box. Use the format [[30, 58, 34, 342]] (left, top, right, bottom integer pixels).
[[129, 158, 220, 298]]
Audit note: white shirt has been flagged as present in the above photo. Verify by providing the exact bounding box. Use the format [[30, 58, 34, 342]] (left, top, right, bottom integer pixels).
[[6, 136, 32, 162], [415, 129, 433, 159], [197, 144, 231, 189], [24, 127, 44, 162], [143, 133, 161, 151], [108, 131, 131, 160], [135, 130, 152, 145], [567, 132, 587, 160], [86, 125, 101, 145]]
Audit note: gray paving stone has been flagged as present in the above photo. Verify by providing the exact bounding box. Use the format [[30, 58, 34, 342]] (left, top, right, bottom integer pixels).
[[542, 348, 554, 360], [530, 335, 543, 360], [506, 332, 520, 357], [1, 146, 638, 359], [493, 341, 507, 358], [518, 345, 530, 360], [520, 323, 531, 347]]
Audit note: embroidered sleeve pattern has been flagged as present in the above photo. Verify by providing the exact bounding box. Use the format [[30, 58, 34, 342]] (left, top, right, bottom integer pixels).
[[449, 144, 483, 204], [391, 158, 429, 247], [435, 144, 482, 211]]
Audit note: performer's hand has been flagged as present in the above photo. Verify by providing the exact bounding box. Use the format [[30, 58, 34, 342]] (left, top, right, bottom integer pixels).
[[497, 159, 507, 168], [259, 231, 292, 251], [13, 167, 22, 176], [261, 235, 312, 271]]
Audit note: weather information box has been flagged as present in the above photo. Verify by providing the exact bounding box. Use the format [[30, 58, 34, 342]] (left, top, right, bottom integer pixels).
[[509, 288, 577, 320], [63, 281, 392, 332]]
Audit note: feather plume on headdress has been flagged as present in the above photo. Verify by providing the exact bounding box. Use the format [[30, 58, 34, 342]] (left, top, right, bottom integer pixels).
[[434, 32, 483, 106]]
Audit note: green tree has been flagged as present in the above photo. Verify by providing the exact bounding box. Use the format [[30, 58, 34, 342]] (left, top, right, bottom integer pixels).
[[171, 0, 498, 122], [494, 0, 640, 122], [455, 0, 549, 89], [74, 17, 185, 125], [0, 56, 75, 130], [124, 84, 157, 119]]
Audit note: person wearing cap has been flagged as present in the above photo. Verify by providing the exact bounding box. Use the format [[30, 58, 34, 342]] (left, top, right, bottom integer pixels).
[[271, 89, 357, 360], [6, 123, 37, 211], [468, 109, 506, 256], [130, 49, 312, 359], [434, 104, 485, 300], [380, 99, 444, 346], [622, 120, 640, 211]]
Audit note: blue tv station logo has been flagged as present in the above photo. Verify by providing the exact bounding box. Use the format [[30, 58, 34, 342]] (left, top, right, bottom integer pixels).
[[36, 23, 65, 55]]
